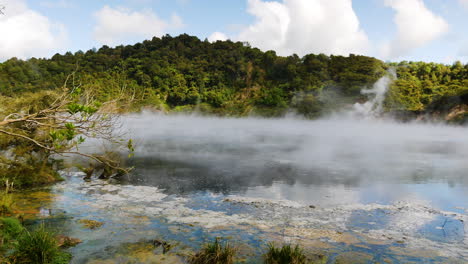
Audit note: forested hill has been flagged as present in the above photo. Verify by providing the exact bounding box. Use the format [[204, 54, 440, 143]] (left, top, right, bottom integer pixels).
[[0, 34, 467, 120]]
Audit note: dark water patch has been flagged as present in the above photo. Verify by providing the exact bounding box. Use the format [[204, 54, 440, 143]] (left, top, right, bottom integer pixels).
[[346, 209, 391, 230], [183, 192, 257, 216], [418, 215, 465, 243]]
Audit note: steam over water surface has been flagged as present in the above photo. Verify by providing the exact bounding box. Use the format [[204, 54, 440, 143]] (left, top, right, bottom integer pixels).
[[124, 114, 468, 208]]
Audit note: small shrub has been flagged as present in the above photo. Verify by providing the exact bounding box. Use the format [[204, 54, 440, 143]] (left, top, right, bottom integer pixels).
[[0, 217, 24, 252], [14, 224, 63, 264], [189, 238, 236, 264], [263, 243, 307, 264], [0, 193, 14, 217], [0, 217, 23, 239]]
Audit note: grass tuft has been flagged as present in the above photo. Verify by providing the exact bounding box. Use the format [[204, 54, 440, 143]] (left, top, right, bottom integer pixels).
[[263, 243, 307, 264], [13, 223, 70, 264], [189, 238, 236, 264]]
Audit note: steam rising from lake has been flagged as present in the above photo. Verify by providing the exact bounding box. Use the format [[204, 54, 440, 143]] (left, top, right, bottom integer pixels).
[[352, 68, 396, 117], [124, 113, 468, 189]]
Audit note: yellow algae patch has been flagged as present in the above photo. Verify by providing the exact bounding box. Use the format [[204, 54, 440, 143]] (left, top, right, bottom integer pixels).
[[382, 257, 394, 264], [300, 240, 333, 249], [265, 231, 334, 250], [12, 209, 40, 218], [388, 246, 440, 259], [88, 254, 184, 264], [12, 191, 57, 219], [129, 250, 184, 264], [168, 225, 193, 235], [236, 243, 256, 255], [281, 228, 361, 245], [132, 215, 150, 221], [335, 251, 374, 264], [78, 219, 104, 229], [129, 215, 151, 225], [360, 235, 393, 246], [86, 241, 188, 264], [26, 191, 57, 200], [353, 244, 372, 250], [86, 260, 116, 264], [127, 243, 165, 262]]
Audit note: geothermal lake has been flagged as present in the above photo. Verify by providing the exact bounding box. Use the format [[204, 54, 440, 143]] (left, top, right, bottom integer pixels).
[[17, 114, 468, 263]]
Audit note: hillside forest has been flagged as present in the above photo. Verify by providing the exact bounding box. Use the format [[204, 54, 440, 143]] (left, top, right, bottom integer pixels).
[[1, 34, 467, 120]]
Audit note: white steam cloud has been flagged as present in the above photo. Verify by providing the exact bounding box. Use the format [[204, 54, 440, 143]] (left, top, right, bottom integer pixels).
[[93, 6, 184, 46], [352, 69, 396, 118], [122, 113, 468, 188]]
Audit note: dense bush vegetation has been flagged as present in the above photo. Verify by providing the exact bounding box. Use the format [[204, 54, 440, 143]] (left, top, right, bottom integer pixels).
[[386, 61, 468, 112]]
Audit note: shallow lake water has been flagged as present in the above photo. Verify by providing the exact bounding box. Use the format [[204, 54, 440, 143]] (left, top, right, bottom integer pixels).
[[17, 114, 468, 263]]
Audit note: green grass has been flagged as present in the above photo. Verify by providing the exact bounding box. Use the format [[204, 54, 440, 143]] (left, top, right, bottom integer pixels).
[[263, 243, 307, 264], [189, 238, 236, 264], [13, 224, 70, 264]]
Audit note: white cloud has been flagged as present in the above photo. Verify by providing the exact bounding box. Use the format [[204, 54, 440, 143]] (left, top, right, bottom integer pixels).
[[0, 0, 67, 61], [93, 6, 184, 46], [208, 32, 228, 42], [40, 0, 74, 9], [382, 0, 449, 59], [176, 0, 191, 6], [459, 41, 468, 57], [459, 0, 468, 9], [229, 0, 369, 56]]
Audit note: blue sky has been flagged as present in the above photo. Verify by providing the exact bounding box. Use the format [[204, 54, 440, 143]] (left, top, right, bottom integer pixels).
[[0, 0, 467, 63]]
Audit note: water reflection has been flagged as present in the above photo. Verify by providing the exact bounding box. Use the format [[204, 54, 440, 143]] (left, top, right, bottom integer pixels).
[[121, 156, 468, 212]]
